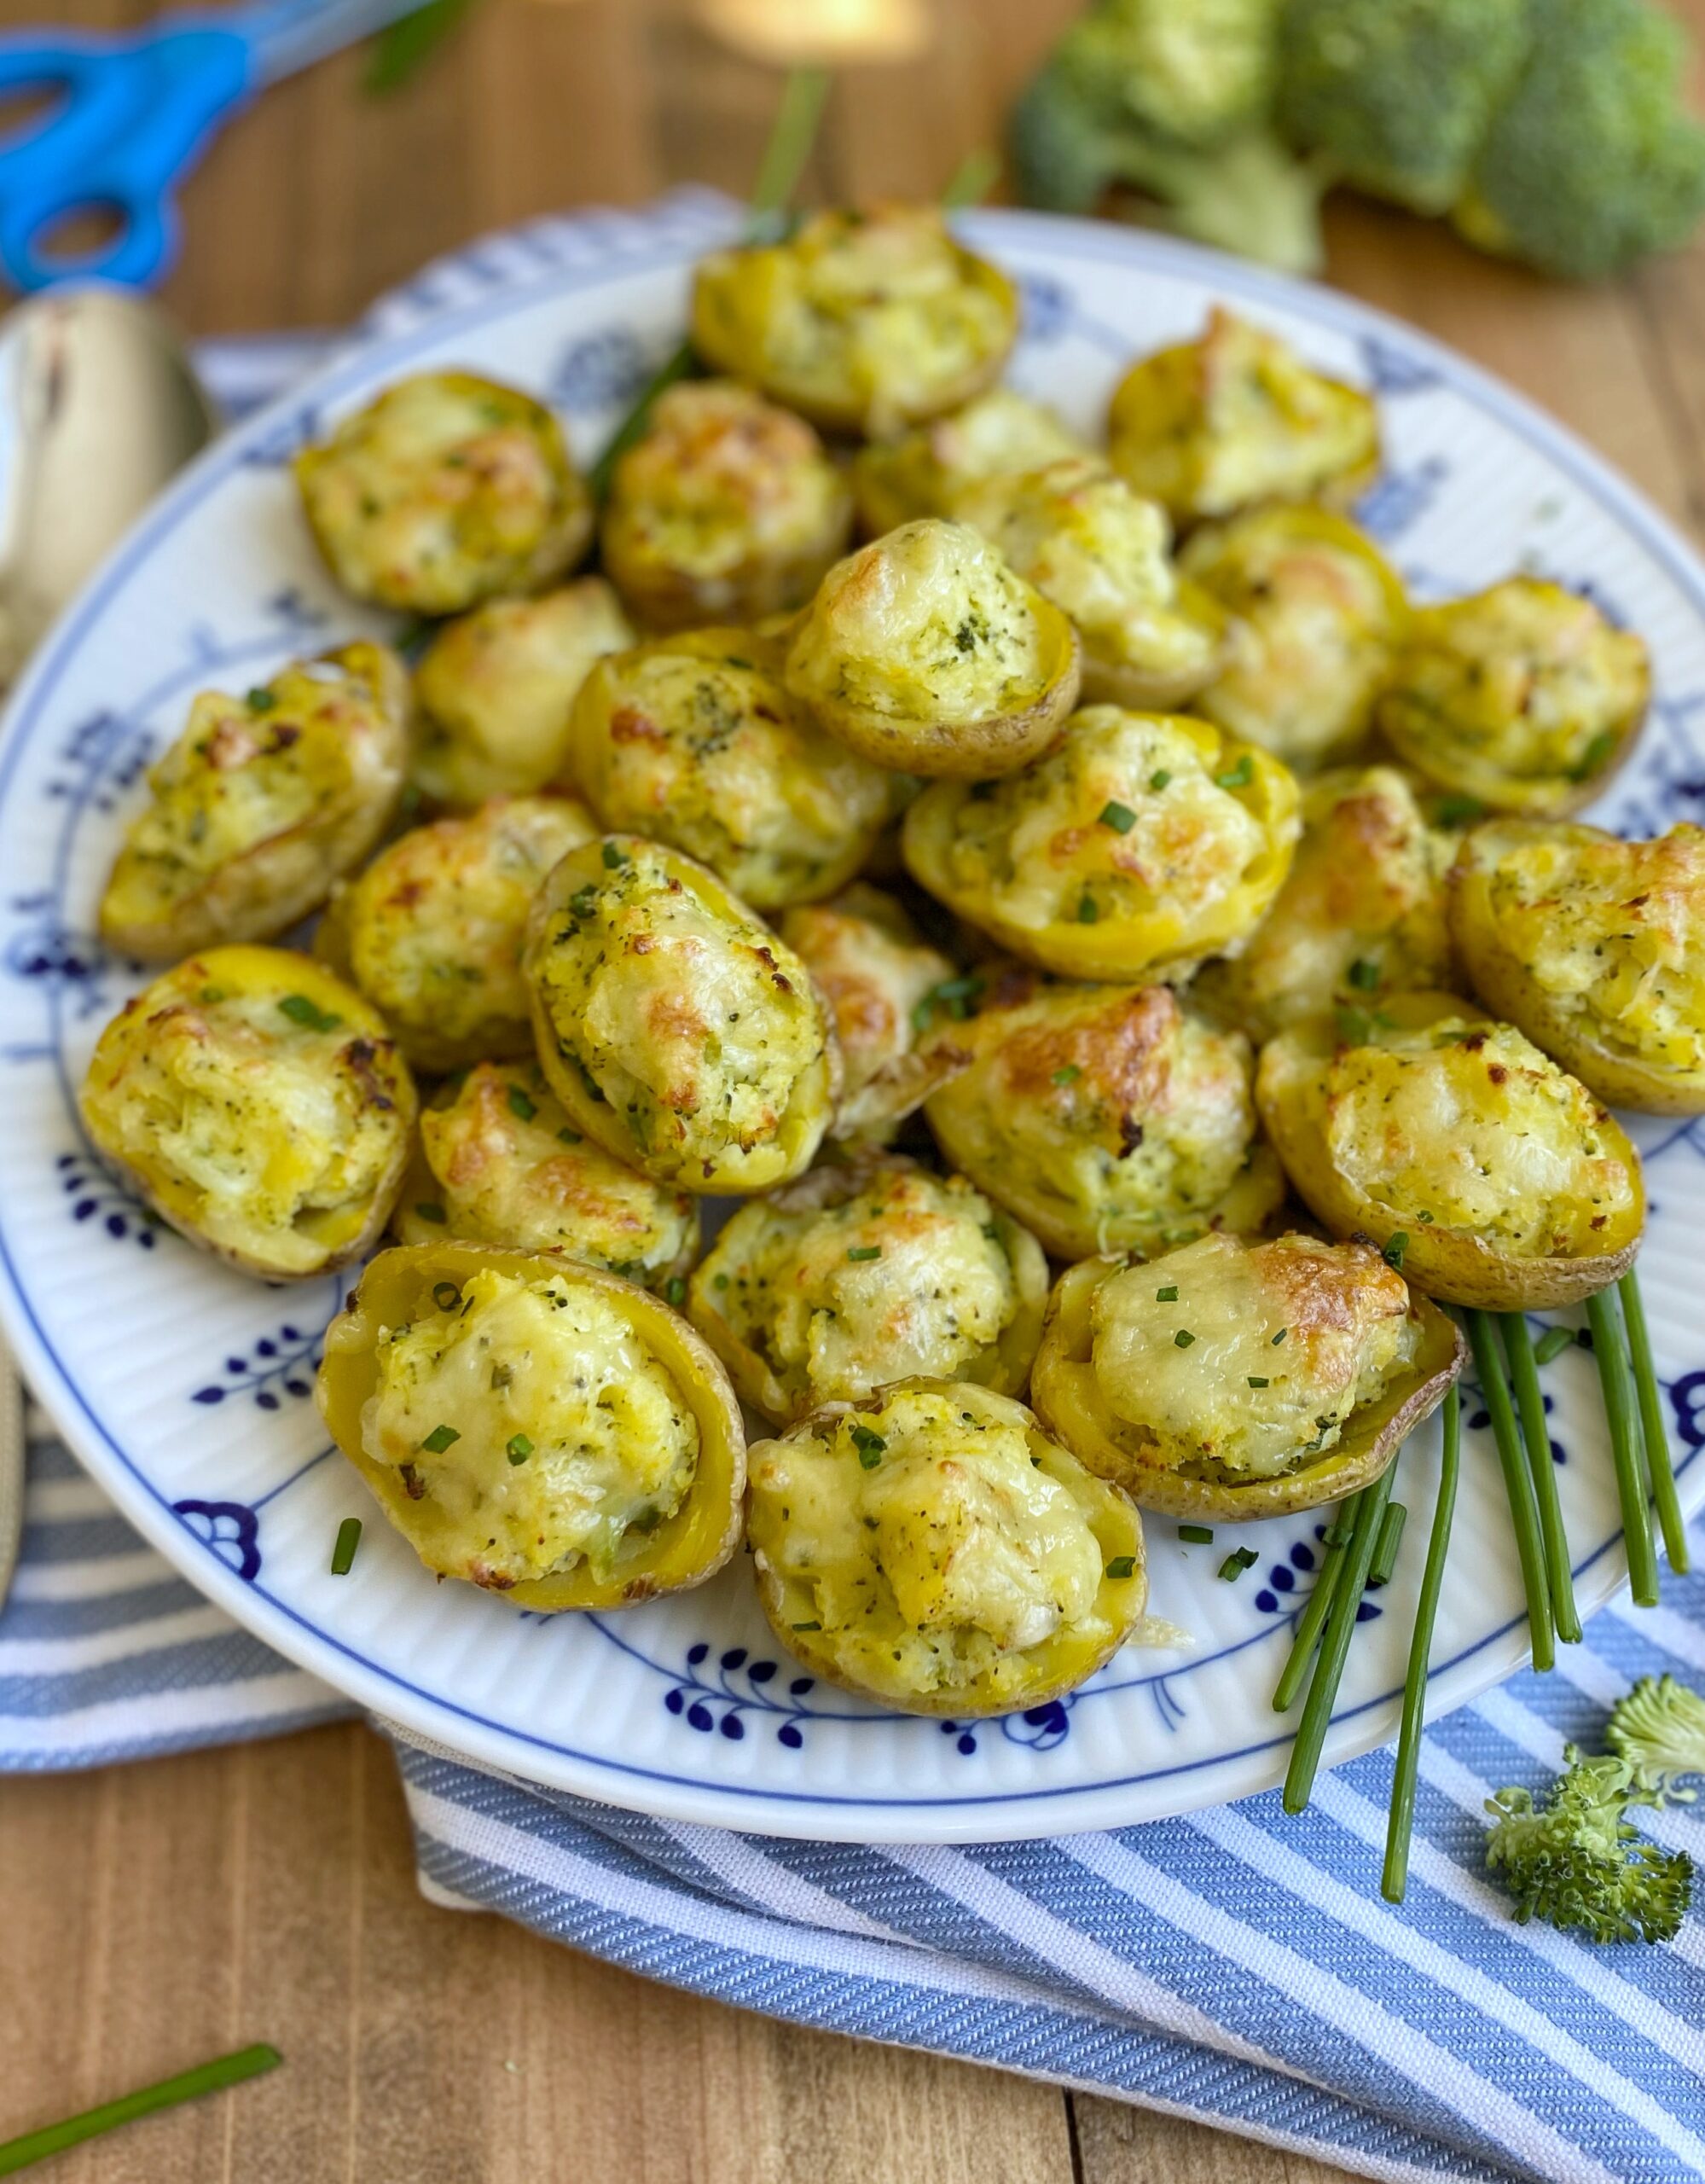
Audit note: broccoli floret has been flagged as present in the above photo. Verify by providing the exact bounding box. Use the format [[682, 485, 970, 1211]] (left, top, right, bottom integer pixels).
[[1608, 1675, 1705, 1802], [1456, 0, 1705, 281], [1277, 0, 1531, 215], [1485, 1745, 1694, 1944], [1053, 0, 1280, 150]]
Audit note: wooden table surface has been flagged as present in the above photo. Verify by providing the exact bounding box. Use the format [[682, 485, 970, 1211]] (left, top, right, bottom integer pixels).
[[4, 2, 1705, 2176]]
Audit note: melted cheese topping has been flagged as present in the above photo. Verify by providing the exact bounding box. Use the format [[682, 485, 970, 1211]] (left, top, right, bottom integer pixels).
[[748, 1385, 1105, 1697], [413, 1064, 697, 1283], [957, 460, 1221, 690], [361, 1267, 698, 1588], [786, 519, 1053, 731], [568, 635, 890, 909], [529, 840, 829, 1185], [1323, 1016, 1639, 1254], [854, 388, 1088, 532], [777, 886, 954, 1111], [1088, 1233, 1419, 1478], [294, 370, 588, 613], [413, 580, 635, 807], [1483, 825, 1705, 1074]]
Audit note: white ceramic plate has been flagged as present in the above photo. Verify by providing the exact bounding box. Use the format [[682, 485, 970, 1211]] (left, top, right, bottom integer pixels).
[[2, 200, 1702, 1843]]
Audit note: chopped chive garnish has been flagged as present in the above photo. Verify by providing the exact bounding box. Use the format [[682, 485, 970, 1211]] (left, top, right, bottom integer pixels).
[[414, 1201, 447, 1224], [1174, 1329, 1195, 1348], [1247, 1374, 1270, 1389], [1052, 1064, 1082, 1085], [1272, 1327, 1288, 1345], [850, 1425, 886, 1467], [847, 1245, 882, 1263], [664, 1277, 687, 1306], [1219, 1547, 1258, 1580], [602, 840, 629, 868], [420, 1423, 460, 1455], [557, 1127, 583, 1145], [1076, 895, 1099, 923], [792, 1619, 821, 1632], [1621, 1269, 1688, 1575], [1178, 1524, 1214, 1544], [1215, 754, 1254, 789], [506, 1434, 533, 1465], [1367, 1502, 1407, 1588], [432, 1281, 461, 1311], [1534, 1323, 1575, 1366], [1148, 768, 1171, 791], [1156, 1284, 1179, 1302], [1383, 1233, 1409, 1271], [912, 973, 983, 1030], [0, 2043, 282, 2174], [1383, 1387, 1459, 1902], [199, 985, 225, 1005], [1105, 1554, 1137, 1579], [1435, 793, 1485, 827], [507, 1084, 537, 1122], [246, 687, 278, 712], [1099, 800, 1137, 834], [278, 993, 339, 1033], [1348, 957, 1380, 991], [330, 1518, 362, 1575]]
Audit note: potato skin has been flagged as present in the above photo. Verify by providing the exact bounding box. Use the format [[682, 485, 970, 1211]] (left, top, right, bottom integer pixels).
[[1377, 578, 1648, 816], [79, 946, 415, 1281], [1030, 1241, 1463, 1523], [783, 518, 1082, 780], [902, 705, 1301, 980], [562, 629, 892, 910], [316, 1241, 745, 1609], [745, 1378, 1147, 1716], [315, 793, 599, 1073], [294, 370, 592, 614], [690, 206, 1019, 438], [601, 379, 853, 629], [524, 834, 839, 1194], [852, 388, 1089, 538], [98, 642, 409, 961], [412, 579, 635, 808], [1107, 307, 1380, 529], [1448, 819, 1705, 1116], [1256, 991, 1645, 1310]]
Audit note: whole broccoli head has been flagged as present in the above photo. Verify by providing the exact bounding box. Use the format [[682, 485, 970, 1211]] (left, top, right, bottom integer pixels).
[[1485, 1746, 1694, 1944], [1053, 0, 1281, 150], [1277, 0, 1532, 214], [1457, 0, 1705, 281], [1608, 1675, 1705, 1802]]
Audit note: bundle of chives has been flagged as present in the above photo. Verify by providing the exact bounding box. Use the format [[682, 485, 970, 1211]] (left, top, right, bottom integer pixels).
[[1283, 1463, 1396, 1815], [1465, 1310, 1554, 1670]]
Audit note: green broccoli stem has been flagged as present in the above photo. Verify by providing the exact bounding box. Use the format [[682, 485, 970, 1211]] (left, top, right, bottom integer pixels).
[[1383, 1384, 1460, 1904], [1465, 1309, 1555, 1672], [1284, 1463, 1395, 1815], [1273, 1490, 1362, 1714], [1587, 1287, 1659, 1607], [1501, 1313, 1582, 1642], [1620, 1269, 1688, 1575]]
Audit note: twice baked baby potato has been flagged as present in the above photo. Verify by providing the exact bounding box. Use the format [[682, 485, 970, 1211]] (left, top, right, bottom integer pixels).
[[902, 704, 1300, 979], [1377, 578, 1649, 816], [1256, 992, 1645, 1310], [690, 205, 1019, 437], [686, 1153, 1047, 1425], [393, 1060, 700, 1286], [782, 518, 1082, 779], [562, 629, 892, 909], [1030, 1233, 1462, 1522], [316, 793, 598, 1073], [98, 642, 410, 961], [523, 834, 838, 1194], [1180, 504, 1408, 769], [294, 370, 592, 614], [922, 973, 1286, 1263], [1192, 764, 1458, 1042], [1448, 819, 1705, 1116], [79, 946, 415, 1280], [412, 579, 635, 808], [955, 459, 1229, 711], [1107, 308, 1380, 529], [316, 1241, 743, 1606], [745, 1378, 1147, 1716], [851, 387, 1089, 537], [600, 378, 853, 629]]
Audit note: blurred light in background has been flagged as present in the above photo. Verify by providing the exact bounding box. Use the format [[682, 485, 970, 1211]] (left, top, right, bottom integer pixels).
[[693, 0, 932, 64]]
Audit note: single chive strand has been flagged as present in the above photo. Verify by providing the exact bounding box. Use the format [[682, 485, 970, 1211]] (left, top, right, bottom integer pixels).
[[1620, 1269, 1689, 1575], [587, 342, 694, 502], [0, 2044, 281, 2176], [1283, 1466, 1396, 1815], [942, 146, 1001, 209], [1367, 1502, 1407, 1589], [1464, 1309, 1554, 1673], [1586, 1287, 1659, 1607], [1383, 1385, 1460, 1903], [1273, 1493, 1361, 1715], [1500, 1313, 1581, 1643]]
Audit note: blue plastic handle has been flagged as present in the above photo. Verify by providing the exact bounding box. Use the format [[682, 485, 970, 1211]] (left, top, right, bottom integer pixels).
[[0, 24, 256, 289]]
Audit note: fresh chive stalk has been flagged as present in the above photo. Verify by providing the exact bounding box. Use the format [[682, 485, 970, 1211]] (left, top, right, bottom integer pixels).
[[1464, 1309, 1554, 1672], [0, 2045, 281, 2175], [1534, 1322, 1575, 1367], [1383, 1385, 1460, 1902], [1273, 1490, 1362, 1714], [1500, 1314, 1581, 1642], [1367, 1502, 1407, 1589], [1586, 1287, 1658, 1606], [1283, 1465, 1396, 1815], [1620, 1269, 1689, 1575], [941, 147, 1001, 208]]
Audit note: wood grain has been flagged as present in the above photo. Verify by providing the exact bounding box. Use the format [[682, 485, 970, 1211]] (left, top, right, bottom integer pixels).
[[5, 0, 1705, 2175]]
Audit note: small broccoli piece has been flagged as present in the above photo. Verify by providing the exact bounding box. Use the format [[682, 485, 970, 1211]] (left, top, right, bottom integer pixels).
[[1485, 1745, 1694, 1944], [1457, 0, 1705, 282], [1608, 1675, 1705, 1803], [1053, 0, 1280, 151], [1277, 0, 1531, 215]]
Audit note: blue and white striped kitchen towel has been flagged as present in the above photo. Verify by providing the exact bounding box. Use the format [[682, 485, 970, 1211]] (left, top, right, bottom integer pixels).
[[6, 326, 1705, 2184]]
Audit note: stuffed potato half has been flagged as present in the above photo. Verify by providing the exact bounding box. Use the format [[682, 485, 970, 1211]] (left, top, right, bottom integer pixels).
[[79, 947, 415, 1281], [745, 1379, 1147, 1716], [1447, 819, 1705, 1116], [316, 1242, 743, 1608], [852, 388, 1089, 537], [1030, 1234, 1463, 1522], [1256, 993, 1644, 1310]]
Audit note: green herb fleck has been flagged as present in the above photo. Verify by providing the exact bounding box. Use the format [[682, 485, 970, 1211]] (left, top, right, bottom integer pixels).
[[1348, 957, 1381, 992], [432, 1281, 461, 1311], [847, 1245, 883, 1263], [1149, 768, 1171, 791], [1247, 1375, 1270, 1389], [1099, 799, 1136, 834], [1383, 1232, 1410, 1271], [1215, 753, 1254, 790], [278, 993, 340, 1034], [1105, 1554, 1137, 1580], [507, 1083, 537, 1123], [1178, 1524, 1214, 1544], [420, 1424, 460, 1455], [1435, 793, 1486, 828], [506, 1434, 533, 1465], [245, 687, 278, 712], [1174, 1328, 1196, 1349], [414, 1201, 447, 1225], [913, 973, 983, 1031], [1076, 895, 1099, 924], [792, 1619, 822, 1632], [1052, 1064, 1082, 1085], [850, 1425, 886, 1467], [1273, 1327, 1288, 1345], [664, 1277, 687, 1307], [557, 1127, 583, 1145], [199, 985, 225, 1005], [331, 1518, 362, 1575], [1219, 1547, 1259, 1581], [1156, 1285, 1179, 1303], [602, 840, 629, 869]]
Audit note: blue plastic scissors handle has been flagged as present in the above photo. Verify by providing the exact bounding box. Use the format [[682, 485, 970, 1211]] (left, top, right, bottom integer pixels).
[[0, 0, 420, 291]]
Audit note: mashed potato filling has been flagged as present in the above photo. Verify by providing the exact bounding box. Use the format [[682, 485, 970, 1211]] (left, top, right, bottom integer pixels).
[[1324, 1018, 1638, 1253], [779, 887, 954, 1111], [1089, 1234, 1419, 1478], [362, 1267, 699, 1588], [857, 388, 1088, 531]]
